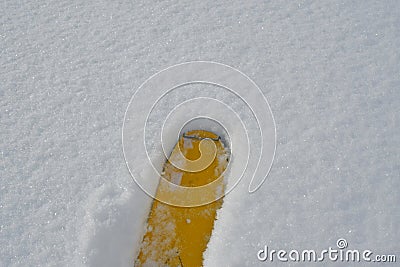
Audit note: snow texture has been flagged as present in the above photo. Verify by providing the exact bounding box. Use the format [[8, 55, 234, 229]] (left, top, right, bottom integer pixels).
[[1, 0, 399, 266]]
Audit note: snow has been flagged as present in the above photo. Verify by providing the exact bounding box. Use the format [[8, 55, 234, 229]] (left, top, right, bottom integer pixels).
[[1, 0, 399, 266]]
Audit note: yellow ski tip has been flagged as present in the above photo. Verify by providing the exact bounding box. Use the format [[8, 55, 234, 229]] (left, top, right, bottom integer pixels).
[[135, 130, 229, 267]]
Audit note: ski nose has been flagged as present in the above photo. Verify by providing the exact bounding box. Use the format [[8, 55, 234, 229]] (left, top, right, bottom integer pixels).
[[183, 130, 221, 141]]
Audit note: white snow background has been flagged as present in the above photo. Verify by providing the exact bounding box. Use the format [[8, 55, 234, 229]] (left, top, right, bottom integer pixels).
[[1, 0, 399, 266]]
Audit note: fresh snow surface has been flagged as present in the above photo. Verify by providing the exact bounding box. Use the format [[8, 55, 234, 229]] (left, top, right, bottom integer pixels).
[[1, 1, 399, 266]]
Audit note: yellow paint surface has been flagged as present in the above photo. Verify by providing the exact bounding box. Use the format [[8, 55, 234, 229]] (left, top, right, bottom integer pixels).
[[135, 130, 229, 267]]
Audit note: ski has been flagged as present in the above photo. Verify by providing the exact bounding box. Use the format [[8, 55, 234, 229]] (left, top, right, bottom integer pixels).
[[135, 130, 229, 267]]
